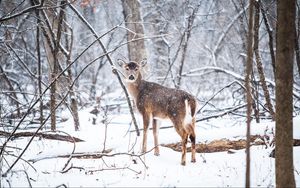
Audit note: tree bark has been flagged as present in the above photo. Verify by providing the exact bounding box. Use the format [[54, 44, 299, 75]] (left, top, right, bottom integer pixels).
[[295, 21, 300, 77], [294, 1, 300, 77], [275, 0, 296, 187], [121, 0, 147, 63], [245, 0, 255, 187]]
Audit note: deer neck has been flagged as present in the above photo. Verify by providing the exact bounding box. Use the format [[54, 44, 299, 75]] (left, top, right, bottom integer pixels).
[[126, 73, 142, 102]]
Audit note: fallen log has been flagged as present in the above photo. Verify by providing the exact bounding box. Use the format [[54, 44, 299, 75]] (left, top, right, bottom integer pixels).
[[0, 130, 84, 143], [162, 135, 300, 154]]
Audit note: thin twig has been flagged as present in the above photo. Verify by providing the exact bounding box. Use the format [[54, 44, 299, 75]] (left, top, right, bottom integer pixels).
[[23, 170, 33, 188]]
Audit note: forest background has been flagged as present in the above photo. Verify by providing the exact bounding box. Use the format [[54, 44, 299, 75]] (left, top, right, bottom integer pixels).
[[0, 0, 300, 187]]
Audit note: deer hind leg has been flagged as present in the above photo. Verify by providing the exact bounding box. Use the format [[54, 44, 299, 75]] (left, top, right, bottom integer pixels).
[[172, 118, 188, 165], [152, 119, 160, 156], [189, 118, 196, 163], [142, 114, 150, 153], [181, 132, 188, 166], [189, 132, 196, 163]]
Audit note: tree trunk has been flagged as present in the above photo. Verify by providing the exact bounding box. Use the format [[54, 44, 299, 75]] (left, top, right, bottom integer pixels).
[[34, 4, 44, 127], [50, 1, 66, 131], [66, 26, 80, 131], [295, 21, 300, 77], [121, 0, 147, 63], [275, 0, 296, 187], [253, 1, 275, 121], [245, 0, 255, 187]]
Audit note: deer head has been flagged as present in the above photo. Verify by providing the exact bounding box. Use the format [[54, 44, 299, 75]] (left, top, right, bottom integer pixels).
[[117, 59, 147, 83]]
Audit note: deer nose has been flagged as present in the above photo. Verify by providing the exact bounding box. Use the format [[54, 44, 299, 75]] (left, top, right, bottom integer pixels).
[[129, 75, 135, 80]]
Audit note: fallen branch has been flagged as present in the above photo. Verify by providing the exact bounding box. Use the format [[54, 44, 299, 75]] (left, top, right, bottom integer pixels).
[[60, 163, 141, 175], [0, 131, 84, 143], [85, 166, 141, 175], [162, 136, 300, 154], [60, 165, 85, 174], [29, 149, 112, 163], [29, 147, 156, 170]]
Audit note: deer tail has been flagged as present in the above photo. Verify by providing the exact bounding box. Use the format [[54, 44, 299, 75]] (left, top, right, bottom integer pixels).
[[183, 96, 197, 133], [184, 95, 197, 118]]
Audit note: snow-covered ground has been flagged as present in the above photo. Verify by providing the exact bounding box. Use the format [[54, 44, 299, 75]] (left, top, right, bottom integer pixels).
[[1, 107, 300, 187]]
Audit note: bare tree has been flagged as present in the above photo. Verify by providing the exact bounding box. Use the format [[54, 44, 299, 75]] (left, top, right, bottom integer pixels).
[[121, 0, 147, 62], [245, 0, 254, 187], [32, 0, 44, 127], [275, 0, 296, 187]]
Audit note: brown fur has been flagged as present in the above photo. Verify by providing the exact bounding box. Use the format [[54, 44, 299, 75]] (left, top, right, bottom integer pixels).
[[119, 60, 197, 165]]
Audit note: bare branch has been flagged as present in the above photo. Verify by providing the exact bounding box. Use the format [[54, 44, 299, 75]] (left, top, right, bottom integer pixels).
[[0, 1, 44, 22], [0, 130, 84, 142]]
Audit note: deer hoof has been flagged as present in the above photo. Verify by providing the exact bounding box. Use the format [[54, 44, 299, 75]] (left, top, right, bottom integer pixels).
[[154, 149, 160, 156], [181, 161, 186, 166], [191, 159, 196, 163]]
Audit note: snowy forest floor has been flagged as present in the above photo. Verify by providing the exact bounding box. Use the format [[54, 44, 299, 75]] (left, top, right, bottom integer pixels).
[[1, 107, 300, 187]]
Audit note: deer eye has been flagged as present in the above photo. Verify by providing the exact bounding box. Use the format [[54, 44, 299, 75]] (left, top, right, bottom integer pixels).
[[126, 67, 129, 71]]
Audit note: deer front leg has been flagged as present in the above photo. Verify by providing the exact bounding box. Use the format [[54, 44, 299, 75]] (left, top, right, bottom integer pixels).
[[153, 119, 160, 156], [142, 114, 150, 153]]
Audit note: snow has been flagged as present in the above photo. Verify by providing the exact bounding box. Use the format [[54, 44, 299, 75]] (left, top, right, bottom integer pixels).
[[1, 108, 300, 187]]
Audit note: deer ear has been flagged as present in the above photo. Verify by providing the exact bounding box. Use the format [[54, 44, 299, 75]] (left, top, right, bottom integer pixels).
[[140, 58, 147, 67], [117, 59, 126, 66]]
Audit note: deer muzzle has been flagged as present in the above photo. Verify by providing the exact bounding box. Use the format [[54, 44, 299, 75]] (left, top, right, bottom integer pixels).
[[129, 75, 135, 80]]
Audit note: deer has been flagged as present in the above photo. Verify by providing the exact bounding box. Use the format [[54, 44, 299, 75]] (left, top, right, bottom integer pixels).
[[117, 59, 197, 165]]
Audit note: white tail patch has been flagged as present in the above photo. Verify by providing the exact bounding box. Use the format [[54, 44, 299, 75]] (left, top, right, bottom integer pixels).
[[184, 99, 193, 126]]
